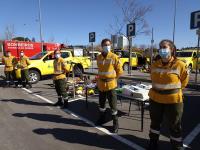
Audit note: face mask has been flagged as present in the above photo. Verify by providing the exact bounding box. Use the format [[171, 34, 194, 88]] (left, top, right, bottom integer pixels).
[[55, 54, 61, 59], [102, 46, 111, 54], [7, 53, 11, 57], [20, 53, 24, 56], [159, 48, 171, 59]]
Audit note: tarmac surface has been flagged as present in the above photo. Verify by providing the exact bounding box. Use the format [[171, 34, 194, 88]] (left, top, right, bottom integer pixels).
[[0, 65, 200, 150]]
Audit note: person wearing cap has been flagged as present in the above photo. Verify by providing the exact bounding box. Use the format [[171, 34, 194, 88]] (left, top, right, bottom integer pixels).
[[18, 50, 32, 88], [95, 38, 123, 133], [2, 51, 16, 87], [52, 50, 70, 108], [148, 39, 189, 150]]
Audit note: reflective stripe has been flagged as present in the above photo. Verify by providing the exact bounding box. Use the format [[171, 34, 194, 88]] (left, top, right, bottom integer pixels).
[[54, 71, 64, 74], [58, 96, 62, 98], [152, 82, 181, 90], [6, 81, 10, 83], [98, 70, 116, 75], [151, 68, 180, 76], [99, 107, 106, 112], [112, 111, 118, 115], [150, 128, 160, 135], [98, 59, 114, 65], [170, 136, 182, 142]]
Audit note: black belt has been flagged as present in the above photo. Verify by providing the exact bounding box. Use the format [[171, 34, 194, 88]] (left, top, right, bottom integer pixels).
[[100, 78, 115, 82], [153, 88, 180, 94]]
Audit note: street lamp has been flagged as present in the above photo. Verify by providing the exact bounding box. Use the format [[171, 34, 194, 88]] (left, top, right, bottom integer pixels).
[[172, 0, 177, 43], [38, 0, 43, 52]]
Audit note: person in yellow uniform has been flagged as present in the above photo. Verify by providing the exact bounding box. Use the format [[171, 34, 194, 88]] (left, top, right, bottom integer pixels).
[[53, 50, 70, 108], [19, 50, 32, 88], [2, 51, 15, 87], [148, 39, 189, 150], [96, 38, 123, 133]]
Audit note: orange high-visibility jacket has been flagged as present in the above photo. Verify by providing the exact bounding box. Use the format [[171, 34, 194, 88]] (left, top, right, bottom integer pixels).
[[53, 57, 70, 80], [149, 58, 189, 104], [97, 52, 123, 91]]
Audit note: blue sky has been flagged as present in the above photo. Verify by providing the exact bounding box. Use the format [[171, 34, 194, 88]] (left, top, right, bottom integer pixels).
[[0, 0, 199, 49]]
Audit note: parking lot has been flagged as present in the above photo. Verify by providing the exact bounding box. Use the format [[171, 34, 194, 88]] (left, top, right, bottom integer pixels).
[[0, 65, 200, 150]]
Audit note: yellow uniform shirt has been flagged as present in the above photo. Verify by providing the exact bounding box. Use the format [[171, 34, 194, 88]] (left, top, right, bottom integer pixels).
[[2, 56, 15, 71], [53, 57, 70, 80], [149, 58, 189, 104], [19, 56, 31, 70], [97, 52, 123, 91]]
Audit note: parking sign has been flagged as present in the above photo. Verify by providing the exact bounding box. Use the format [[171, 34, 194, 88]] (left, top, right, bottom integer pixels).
[[190, 10, 200, 29], [89, 32, 95, 42], [127, 23, 135, 37]]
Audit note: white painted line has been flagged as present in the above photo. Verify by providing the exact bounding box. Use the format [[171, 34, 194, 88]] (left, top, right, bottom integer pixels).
[[183, 123, 200, 149], [22, 88, 145, 150]]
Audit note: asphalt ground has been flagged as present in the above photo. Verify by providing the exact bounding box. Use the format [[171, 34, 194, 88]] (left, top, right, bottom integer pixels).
[[0, 74, 200, 150], [0, 64, 200, 150]]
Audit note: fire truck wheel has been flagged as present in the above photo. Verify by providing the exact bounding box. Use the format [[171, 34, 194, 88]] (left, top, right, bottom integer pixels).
[[29, 70, 40, 84]]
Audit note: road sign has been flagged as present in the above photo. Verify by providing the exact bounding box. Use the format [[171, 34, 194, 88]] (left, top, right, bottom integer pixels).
[[190, 10, 200, 29], [89, 32, 95, 42], [127, 23, 135, 37]]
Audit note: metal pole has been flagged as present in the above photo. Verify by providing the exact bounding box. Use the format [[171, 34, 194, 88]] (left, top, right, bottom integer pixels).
[[151, 28, 154, 65], [128, 37, 132, 75], [195, 29, 200, 83], [38, 0, 43, 52], [172, 0, 177, 43], [91, 42, 94, 72]]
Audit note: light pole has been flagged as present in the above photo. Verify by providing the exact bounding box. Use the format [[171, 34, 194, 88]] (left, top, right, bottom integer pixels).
[[172, 0, 177, 43], [38, 0, 43, 52]]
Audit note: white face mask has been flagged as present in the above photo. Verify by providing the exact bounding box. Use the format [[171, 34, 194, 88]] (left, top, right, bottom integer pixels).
[[55, 53, 61, 59], [102, 46, 111, 54], [20, 53, 24, 56]]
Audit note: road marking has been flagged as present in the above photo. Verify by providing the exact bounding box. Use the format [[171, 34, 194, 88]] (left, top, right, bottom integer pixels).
[[22, 88, 84, 103], [22, 88, 145, 150], [183, 123, 200, 149]]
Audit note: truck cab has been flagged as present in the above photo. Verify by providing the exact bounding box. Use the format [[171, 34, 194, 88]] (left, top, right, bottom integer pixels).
[[176, 49, 199, 72], [114, 50, 147, 71], [28, 50, 91, 83]]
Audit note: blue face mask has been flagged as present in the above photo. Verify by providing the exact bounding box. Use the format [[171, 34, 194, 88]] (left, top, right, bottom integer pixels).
[[102, 46, 111, 54], [159, 48, 171, 59]]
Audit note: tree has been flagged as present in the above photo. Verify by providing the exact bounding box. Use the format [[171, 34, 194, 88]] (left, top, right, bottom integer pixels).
[[4, 24, 15, 40], [12, 37, 30, 41], [108, 0, 152, 36], [32, 37, 36, 42]]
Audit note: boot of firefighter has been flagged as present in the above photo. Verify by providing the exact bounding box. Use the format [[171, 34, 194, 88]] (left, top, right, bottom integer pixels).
[[95, 111, 106, 126], [53, 97, 63, 106], [62, 97, 69, 108], [112, 115, 119, 133], [148, 139, 158, 150]]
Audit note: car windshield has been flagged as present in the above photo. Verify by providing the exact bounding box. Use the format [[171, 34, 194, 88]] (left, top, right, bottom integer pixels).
[[30, 52, 47, 60], [176, 52, 193, 57]]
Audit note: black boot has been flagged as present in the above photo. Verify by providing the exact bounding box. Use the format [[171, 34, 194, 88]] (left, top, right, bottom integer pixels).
[[53, 97, 63, 106], [112, 115, 119, 133], [95, 112, 106, 126], [62, 97, 69, 108], [148, 139, 158, 150]]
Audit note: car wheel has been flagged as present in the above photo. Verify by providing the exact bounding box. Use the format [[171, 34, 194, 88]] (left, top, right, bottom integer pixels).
[[123, 63, 129, 71], [29, 70, 40, 84]]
